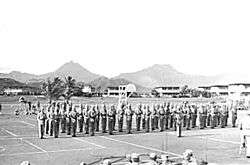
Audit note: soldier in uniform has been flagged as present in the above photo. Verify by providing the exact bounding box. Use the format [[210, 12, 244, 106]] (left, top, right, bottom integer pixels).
[[77, 104, 84, 133], [203, 105, 208, 128], [175, 107, 183, 138], [54, 103, 61, 138], [198, 105, 204, 129], [66, 103, 72, 135], [135, 103, 142, 131], [112, 105, 117, 131], [125, 104, 133, 134], [169, 104, 175, 129], [210, 105, 216, 129], [69, 105, 78, 137], [100, 104, 107, 133], [190, 104, 197, 128], [220, 105, 227, 128], [95, 104, 100, 132], [117, 103, 124, 132], [145, 105, 151, 132], [158, 104, 165, 132], [151, 104, 157, 131], [107, 105, 115, 135], [37, 107, 47, 139], [88, 105, 96, 136], [164, 103, 170, 130], [141, 104, 146, 130], [60, 102, 67, 133], [232, 105, 237, 127], [83, 104, 90, 134], [185, 105, 191, 130], [48, 103, 56, 136], [155, 104, 160, 129]]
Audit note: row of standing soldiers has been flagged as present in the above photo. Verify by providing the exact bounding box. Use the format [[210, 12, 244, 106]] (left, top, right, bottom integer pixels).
[[37, 101, 238, 139]]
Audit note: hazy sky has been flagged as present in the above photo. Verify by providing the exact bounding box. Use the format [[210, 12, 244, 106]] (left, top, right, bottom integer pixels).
[[0, 0, 250, 78]]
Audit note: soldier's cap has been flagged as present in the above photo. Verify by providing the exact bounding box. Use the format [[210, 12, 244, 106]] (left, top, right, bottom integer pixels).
[[79, 162, 87, 165], [131, 153, 140, 162], [149, 153, 157, 159], [103, 159, 112, 165], [160, 154, 169, 161], [20, 161, 30, 165], [183, 149, 193, 158]]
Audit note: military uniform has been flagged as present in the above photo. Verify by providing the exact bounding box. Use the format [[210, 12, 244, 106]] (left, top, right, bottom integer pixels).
[[88, 106, 96, 136], [125, 104, 133, 134], [77, 105, 84, 132], [66, 105, 72, 135], [37, 109, 47, 139], [100, 104, 107, 133], [190, 105, 197, 128], [155, 104, 160, 129], [45, 106, 50, 134], [60, 103, 67, 133], [158, 105, 165, 132], [164, 103, 170, 130], [107, 105, 115, 135], [54, 106, 61, 138], [117, 104, 125, 132], [198, 106, 204, 129], [151, 105, 157, 131], [69, 107, 78, 137], [48, 106, 55, 136], [135, 104, 142, 131], [141, 105, 147, 130], [112, 106, 117, 131], [83, 105, 90, 134], [175, 111, 183, 137], [231, 106, 237, 127], [144, 105, 151, 132], [95, 105, 100, 132]]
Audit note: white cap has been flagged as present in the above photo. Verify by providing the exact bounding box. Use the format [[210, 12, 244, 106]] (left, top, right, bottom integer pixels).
[[103, 159, 112, 165], [131, 153, 140, 162], [160, 154, 168, 161], [20, 161, 30, 165], [149, 153, 157, 159]]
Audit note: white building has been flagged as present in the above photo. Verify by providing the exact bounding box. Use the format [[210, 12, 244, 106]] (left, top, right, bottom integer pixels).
[[209, 85, 229, 97], [82, 85, 94, 94], [4, 88, 23, 95], [104, 84, 136, 97], [228, 83, 250, 100], [153, 86, 181, 97]]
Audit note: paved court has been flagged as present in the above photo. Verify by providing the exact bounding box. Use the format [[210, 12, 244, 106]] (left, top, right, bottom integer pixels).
[[1, 101, 250, 165]]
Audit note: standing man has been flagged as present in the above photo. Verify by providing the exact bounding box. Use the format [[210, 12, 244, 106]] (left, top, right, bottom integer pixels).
[[69, 105, 78, 137], [83, 104, 90, 134], [48, 103, 55, 136], [77, 104, 84, 133], [145, 105, 151, 133], [151, 104, 157, 131], [100, 104, 107, 133], [176, 107, 183, 138], [198, 105, 204, 129], [141, 104, 146, 130], [158, 104, 165, 132], [164, 103, 170, 130], [88, 105, 96, 136], [112, 104, 117, 131], [232, 105, 237, 128], [60, 102, 66, 133], [117, 103, 124, 132], [135, 103, 142, 131], [95, 104, 100, 132], [54, 103, 61, 138], [107, 105, 115, 135], [66, 104, 72, 135], [37, 107, 47, 139], [125, 104, 133, 134]]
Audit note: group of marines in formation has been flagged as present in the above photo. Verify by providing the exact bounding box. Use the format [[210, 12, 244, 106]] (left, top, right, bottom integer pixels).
[[36, 100, 238, 139]]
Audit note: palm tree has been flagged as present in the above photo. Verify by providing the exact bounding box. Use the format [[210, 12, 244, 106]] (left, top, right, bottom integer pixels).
[[63, 76, 76, 101], [42, 77, 65, 102]]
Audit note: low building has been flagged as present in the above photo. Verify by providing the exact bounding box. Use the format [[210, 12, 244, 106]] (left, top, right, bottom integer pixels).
[[198, 86, 211, 91], [153, 86, 181, 97], [209, 85, 229, 97], [104, 84, 136, 97], [228, 83, 250, 100], [4, 88, 23, 95]]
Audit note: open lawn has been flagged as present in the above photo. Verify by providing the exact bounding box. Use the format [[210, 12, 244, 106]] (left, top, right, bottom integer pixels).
[[0, 96, 249, 165]]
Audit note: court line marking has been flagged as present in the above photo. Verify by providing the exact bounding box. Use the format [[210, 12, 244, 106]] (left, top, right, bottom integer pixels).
[[199, 137, 240, 145], [20, 121, 36, 127], [2, 128, 18, 137], [21, 139, 47, 153], [0, 147, 95, 157], [73, 138, 106, 149], [100, 136, 182, 157]]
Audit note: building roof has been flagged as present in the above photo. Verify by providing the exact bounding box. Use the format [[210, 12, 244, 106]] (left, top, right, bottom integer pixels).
[[229, 83, 250, 86], [210, 85, 228, 88], [154, 86, 180, 89]]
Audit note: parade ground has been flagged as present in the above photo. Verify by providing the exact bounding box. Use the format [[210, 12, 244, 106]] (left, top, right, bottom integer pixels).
[[0, 97, 250, 165]]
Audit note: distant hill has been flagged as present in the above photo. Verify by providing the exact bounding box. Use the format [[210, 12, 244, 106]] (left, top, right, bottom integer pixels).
[[0, 61, 100, 83], [0, 78, 39, 92], [116, 64, 220, 88], [89, 76, 151, 93]]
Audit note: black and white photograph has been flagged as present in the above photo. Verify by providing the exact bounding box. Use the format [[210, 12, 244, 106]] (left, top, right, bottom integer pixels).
[[1, 0, 250, 164]]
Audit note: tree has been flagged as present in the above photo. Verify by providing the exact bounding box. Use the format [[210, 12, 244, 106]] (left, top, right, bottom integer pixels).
[[63, 76, 76, 100], [180, 85, 189, 96], [42, 77, 65, 101]]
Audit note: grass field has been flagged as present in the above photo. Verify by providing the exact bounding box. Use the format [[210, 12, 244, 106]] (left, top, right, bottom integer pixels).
[[0, 96, 249, 165]]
